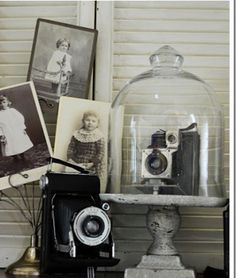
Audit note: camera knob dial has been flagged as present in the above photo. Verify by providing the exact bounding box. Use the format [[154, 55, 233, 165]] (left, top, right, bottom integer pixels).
[[39, 175, 49, 190], [102, 202, 110, 211]]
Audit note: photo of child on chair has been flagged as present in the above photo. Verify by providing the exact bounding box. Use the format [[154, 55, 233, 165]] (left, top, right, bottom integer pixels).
[[44, 38, 72, 95], [27, 19, 97, 112]]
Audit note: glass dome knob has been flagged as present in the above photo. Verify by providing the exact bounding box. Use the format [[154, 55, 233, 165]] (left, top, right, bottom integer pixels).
[[149, 45, 184, 69]]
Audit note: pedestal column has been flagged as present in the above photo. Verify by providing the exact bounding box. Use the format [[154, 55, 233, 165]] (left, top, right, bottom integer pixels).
[[125, 206, 195, 278]]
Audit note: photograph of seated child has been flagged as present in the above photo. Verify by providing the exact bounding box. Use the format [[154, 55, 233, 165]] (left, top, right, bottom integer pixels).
[[66, 111, 105, 182], [0, 95, 33, 167], [45, 38, 72, 93]]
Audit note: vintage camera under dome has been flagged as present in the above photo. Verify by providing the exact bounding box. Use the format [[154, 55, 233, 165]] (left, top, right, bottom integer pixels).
[[141, 123, 200, 195], [109, 45, 225, 197], [141, 128, 180, 179], [40, 158, 119, 276]]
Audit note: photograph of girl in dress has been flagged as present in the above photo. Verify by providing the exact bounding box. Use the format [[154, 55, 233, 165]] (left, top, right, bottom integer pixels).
[[27, 19, 97, 112], [0, 95, 33, 165], [53, 97, 110, 193], [0, 82, 52, 190]]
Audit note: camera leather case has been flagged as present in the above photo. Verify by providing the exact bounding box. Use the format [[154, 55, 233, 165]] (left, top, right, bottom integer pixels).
[[40, 158, 119, 275]]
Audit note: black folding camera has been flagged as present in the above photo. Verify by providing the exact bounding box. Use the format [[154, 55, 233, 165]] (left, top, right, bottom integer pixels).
[[141, 123, 200, 195], [40, 158, 119, 276]]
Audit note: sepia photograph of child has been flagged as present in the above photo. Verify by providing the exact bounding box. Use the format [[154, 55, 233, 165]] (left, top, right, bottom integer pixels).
[[53, 96, 111, 193], [0, 81, 52, 190], [27, 18, 97, 112]]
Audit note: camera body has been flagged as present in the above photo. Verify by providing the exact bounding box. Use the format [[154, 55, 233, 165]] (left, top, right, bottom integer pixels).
[[141, 123, 200, 195], [141, 128, 179, 179], [40, 170, 119, 275]]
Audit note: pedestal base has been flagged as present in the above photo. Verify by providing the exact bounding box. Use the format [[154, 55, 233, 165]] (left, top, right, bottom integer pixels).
[[125, 268, 195, 278], [124, 255, 195, 278], [99, 194, 227, 278]]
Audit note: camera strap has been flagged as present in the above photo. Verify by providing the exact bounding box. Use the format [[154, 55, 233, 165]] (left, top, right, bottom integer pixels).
[[48, 157, 90, 174]]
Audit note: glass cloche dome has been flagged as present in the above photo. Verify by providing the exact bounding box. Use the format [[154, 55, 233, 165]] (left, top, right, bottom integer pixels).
[[108, 45, 224, 197]]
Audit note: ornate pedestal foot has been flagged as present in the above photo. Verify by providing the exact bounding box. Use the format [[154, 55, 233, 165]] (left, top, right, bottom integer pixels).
[[125, 206, 195, 278]]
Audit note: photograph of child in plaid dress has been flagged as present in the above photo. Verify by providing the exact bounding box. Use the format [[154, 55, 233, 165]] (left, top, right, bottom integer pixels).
[[67, 111, 105, 182]]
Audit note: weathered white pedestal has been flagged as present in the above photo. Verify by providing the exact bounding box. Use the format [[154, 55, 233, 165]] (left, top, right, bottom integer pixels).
[[125, 205, 195, 278], [100, 194, 228, 278]]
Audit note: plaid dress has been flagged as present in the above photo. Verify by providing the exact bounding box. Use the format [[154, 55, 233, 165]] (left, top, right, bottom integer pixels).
[[67, 128, 105, 178]]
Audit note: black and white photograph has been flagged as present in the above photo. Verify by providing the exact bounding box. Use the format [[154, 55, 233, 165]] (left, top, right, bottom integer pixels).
[[27, 18, 97, 112], [53, 96, 110, 193], [0, 82, 52, 190]]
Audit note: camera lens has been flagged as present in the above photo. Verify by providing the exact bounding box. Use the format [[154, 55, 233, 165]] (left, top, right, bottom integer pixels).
[[145, 150, 167, 175], [73, 206, 111, 246], [82, 216, 104, 238]]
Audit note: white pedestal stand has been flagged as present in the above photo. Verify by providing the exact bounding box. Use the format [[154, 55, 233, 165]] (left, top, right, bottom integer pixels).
[[100, 194, 228, 278], [125, 205, 194, 278]]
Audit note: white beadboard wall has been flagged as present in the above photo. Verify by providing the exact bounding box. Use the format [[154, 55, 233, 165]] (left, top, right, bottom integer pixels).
[[96, 0, 230, 273], [0, 0, 230, 275]]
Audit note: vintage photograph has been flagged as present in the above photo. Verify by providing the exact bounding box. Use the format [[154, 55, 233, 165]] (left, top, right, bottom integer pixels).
[[0, 82, 52, 190], [53, 96, 111, 193], [27, 18, 97, 111]]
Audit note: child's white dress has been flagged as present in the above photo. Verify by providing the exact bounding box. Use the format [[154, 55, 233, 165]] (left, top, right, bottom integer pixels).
[[45, 50, 72, 84], [0, 108, 33, 156]]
